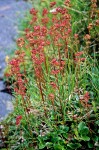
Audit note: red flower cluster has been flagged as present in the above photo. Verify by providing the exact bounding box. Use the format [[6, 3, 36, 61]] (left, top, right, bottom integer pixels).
[[64, 0, 71, 7], [9, 50, 27, 97], [51, 58, 65, 75], [75, 51, 84, 57], [80, 91, 90, 107], [6, 1, 72, 110], [16, 38, 25, 48], [9, 58, 20, 74], [50, 2, 56, 8], [84, 91, 90, 103], [30, 8, 38, 15], [14, 74, 27, 97], [50, 82, 57, 89], [16, 115, 22, 126], [49, 93, 55, 100], [42, 8, 48, 16], [74, 51, 85, 63]]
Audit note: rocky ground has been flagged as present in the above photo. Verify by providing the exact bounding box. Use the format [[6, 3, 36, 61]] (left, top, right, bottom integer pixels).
[[0, 0, 31, 121]]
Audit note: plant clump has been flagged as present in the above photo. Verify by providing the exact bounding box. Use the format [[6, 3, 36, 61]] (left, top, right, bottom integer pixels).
[[2, 0, 99, 149]]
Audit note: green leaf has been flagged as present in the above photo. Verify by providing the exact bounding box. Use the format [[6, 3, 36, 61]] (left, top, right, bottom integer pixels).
[[63, 133, 68, 139], [38, 137, 46, 149], [39, 143, 46, 149], [54, 144, 65, 150], [81, 136, 90, 141], [93, 135, 99, 142], [95, 120, 99, 126], [78, 121, 89, 135], [45, 142, 53, 148], [88, 141, 94, 148], [80, 126, 89, 135], [67, 143, 81, 149], [78, 121, 86, 131], [59, 125, 69, 132]]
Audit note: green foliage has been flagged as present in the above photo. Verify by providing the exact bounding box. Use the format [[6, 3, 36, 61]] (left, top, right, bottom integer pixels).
[[78, 121, 90, 141]]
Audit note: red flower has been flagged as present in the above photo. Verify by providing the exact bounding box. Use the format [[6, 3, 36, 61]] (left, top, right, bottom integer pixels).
[[74, 34, 79, 39], [84, 91, 90, 103], [84, 34, 91, 40], [35, 67, 42, 78], [41, 17, 49, 25], [60, 60, 65, 66], [74, 57, 86, 63], [50, 2, 56, 8], [75, 51, 84, 57], [30, 8, 38, 15], [42, 8, 48, 16], [50, 82, 57, 89], [64, 0, 70, 7], [51, 69, 60, 75], [49, 94, 55, 105], [16, 115, 22, 126], [16, 38, 25, 48], [49, 93, 55, 100], [51, 58, 59, 66], [80, 58, 86, 62]]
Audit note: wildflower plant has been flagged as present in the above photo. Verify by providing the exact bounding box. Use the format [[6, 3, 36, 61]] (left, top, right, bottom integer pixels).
[[3, 0, 99, 149]]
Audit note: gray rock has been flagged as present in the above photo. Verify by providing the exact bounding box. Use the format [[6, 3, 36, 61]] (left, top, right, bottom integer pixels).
[[0, 52, 6, 61], [0, 73, 4, 80], [0, 51, 6, 79], [0, 81, 5, 91], [0, 92, 14, 122], [0, 69, 5, 80], [0, 125, 5, 148], [0, 0, 31, 54]]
